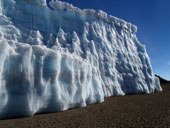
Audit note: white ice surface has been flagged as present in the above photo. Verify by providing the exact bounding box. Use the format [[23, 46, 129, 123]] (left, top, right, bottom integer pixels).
[[0, 0, 162, 119]]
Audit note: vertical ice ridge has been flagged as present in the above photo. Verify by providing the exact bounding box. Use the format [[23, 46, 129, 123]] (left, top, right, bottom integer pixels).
[[0, 1, 2, 15]]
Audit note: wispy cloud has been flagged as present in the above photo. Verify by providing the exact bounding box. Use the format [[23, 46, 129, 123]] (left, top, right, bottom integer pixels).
[[168, 61, 170, 66]]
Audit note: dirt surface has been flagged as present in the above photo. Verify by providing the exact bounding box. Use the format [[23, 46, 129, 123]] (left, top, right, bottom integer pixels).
[[0, 83, 170, 128]]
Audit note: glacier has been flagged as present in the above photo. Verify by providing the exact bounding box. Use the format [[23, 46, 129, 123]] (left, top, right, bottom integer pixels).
[[0, 0, 162, 119]]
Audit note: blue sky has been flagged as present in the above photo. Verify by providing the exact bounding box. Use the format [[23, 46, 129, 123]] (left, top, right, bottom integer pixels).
[[58, 0, 170, 80]]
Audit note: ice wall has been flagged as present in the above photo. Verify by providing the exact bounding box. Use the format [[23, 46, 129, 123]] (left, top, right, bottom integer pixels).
[[0, 0, 162, 119], [0, 0, 2, 15]]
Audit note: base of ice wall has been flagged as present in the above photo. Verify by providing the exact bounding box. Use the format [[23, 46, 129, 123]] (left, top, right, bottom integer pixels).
[[0, 41, 105, 119]]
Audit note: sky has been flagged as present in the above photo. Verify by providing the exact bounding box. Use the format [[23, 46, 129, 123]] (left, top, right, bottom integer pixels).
[[58, 0, 170, 80]]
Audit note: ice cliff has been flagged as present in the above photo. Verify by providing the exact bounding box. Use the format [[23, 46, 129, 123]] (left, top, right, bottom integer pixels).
[[0, 0, 162, 119]]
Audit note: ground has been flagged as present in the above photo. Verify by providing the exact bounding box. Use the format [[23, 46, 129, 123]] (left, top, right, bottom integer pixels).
[[0, 82, 170, 128]]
